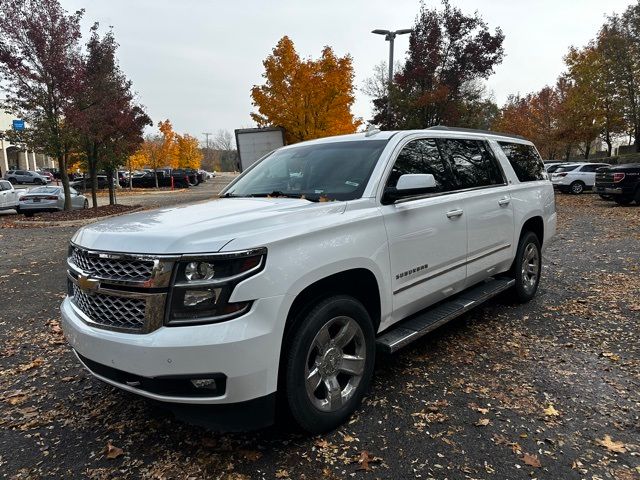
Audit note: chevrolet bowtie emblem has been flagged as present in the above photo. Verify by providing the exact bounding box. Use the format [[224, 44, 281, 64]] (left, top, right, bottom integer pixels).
[[78, 275, 100, 292]]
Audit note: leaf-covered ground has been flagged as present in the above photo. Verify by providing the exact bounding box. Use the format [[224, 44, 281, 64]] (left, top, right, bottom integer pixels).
[[0, 194, 638, 479]]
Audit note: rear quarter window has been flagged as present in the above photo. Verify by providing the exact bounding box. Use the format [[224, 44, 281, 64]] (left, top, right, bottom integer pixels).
[[498, 142, 546, 182]]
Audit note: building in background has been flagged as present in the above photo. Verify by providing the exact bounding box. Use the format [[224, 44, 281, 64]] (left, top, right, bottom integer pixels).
[[0, 111, 55, 176]]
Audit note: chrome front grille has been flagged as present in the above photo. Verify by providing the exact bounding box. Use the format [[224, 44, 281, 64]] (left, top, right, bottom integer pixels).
[[70, 246, 155, 283], [71, 283, 147, 331]]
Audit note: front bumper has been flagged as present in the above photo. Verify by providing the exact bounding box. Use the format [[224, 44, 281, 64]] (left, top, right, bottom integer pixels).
[[61, 294, 286, 405]]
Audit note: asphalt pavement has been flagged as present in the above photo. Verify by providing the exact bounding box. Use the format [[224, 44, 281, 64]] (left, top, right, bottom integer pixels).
[[0, 192, 638, 479]]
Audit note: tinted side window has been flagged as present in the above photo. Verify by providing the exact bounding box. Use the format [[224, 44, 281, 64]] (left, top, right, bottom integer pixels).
[[580, 164, 606, 172], [386, 139, 457, 192], [498, 142, 545, 181], [441, 139, 504, 189], [0, 181, 9, 190]]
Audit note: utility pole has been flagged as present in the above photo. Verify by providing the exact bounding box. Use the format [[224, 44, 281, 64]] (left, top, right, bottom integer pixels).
[[202, 132, 212, 149], [202, 132, 212, 170], [371, 28, 412, 128]]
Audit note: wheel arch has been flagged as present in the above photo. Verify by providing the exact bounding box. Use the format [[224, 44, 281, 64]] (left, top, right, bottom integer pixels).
[[519, 215, 544, 248], [283, 267, 382, 340]]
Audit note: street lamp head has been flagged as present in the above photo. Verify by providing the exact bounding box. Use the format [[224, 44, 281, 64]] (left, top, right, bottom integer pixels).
[[371, 29, 390, 35], [395, 28, 413, 35]]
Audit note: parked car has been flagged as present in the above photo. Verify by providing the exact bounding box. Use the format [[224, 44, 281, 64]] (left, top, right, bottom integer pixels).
[[0, 179, 25, 211], [131, 171, 191, 188], [4, 169, 50, 185], [18, 185, 88, 216], [550, 162, 610, 194], [36, 170, 55, 182], [61, 127, 556, 433], [545, 162, 567, 174], [595, 163, 640, 205], [70, 175, 116, 191]]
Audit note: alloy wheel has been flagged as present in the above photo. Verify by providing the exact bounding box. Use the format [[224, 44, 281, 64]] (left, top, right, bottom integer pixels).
[[304, 316, 366, 412], [521, 243, 539, 295]]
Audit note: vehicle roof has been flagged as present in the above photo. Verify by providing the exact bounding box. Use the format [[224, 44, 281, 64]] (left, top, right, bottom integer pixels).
[[285, 127, 535, 148]]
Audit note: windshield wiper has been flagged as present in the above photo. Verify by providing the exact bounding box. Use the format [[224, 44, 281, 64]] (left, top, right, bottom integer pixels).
[[247, 191, 320, 202]]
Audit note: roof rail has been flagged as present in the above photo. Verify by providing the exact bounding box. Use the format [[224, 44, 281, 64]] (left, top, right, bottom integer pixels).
[[426, 125, 526, 141]]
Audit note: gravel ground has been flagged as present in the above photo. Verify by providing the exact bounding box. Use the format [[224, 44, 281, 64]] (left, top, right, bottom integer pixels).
[[0, 193, 638, 480]]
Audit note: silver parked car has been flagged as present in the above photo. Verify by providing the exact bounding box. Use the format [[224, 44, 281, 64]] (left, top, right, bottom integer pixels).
[[18, 186, 88, 216], [4, 169, 50, 185]]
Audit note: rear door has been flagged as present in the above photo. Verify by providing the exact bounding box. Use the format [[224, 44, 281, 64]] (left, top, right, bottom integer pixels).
[[380, 137, 467, 322], [578, 163, 606, 187], [440, 138, 515, 287]]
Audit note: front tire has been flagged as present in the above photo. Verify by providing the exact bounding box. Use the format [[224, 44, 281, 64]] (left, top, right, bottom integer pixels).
[[510, 231, 541, 303], [569, 181, 584, 194], [285, 295, 375, 433]]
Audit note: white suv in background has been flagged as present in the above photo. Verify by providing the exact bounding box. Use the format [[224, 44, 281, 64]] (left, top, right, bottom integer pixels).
[[61, 127, 556, 433], [551, 162, 610, 194]]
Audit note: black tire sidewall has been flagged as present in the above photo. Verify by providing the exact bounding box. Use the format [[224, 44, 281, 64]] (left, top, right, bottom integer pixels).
[[285, 295, 375, 434], [513, 231, 541, 303], [570, 181, 584, 194]]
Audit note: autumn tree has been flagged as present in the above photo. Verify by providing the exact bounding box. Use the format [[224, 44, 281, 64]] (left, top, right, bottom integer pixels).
[[158, 120, 178, 169], [69, 24, 150, 207], [0, 0, 83, 209], [371, 0, 504, 129], [176, 134, 203, 169], [251, 36, 361, 143]]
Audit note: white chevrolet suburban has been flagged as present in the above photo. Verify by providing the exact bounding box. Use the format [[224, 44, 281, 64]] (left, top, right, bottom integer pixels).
[[61, 126, 556, 433]]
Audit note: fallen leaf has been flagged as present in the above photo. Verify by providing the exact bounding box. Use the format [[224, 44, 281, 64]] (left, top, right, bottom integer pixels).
[[597, 435, 626, 453], [475, 418, 490, 426], [522, 453, 541, 468], [104, 442, 123, 459], [357, 451, 373, 471], [343, 434, 356, 443], [275, 469, 289, 478], [543, 404, 560, 417]]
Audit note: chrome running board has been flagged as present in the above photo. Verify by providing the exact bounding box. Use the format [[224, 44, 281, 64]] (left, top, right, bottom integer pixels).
[[376, 277, 515, 354]]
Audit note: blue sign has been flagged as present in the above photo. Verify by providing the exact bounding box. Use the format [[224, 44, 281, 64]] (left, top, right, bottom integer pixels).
[[12, 119, 25, 131]]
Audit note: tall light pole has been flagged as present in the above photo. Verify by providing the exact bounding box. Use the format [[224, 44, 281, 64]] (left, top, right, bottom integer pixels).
[[372, 28, 412, 128]]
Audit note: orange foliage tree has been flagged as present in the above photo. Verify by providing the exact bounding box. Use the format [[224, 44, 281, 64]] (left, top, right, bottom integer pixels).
[[176, 133, 203, 169], [158, 119, 179, 168], [251, 36, 361, 144]]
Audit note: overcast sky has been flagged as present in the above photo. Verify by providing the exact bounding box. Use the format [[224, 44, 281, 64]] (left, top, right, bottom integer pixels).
[[62, 0, 633, 144]]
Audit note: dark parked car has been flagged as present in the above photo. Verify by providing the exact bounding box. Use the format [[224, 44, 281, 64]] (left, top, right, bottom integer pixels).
[[70, 175, 115, 191], [131, 171, 190, 188], [595, 163, 640, 205]]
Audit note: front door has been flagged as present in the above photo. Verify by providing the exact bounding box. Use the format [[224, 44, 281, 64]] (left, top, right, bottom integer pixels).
[[380, 137, 467, 324]]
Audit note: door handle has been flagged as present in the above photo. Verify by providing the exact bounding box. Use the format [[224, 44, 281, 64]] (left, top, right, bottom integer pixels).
[[498, 197, 511, 206], [446, 208, 464, 218]]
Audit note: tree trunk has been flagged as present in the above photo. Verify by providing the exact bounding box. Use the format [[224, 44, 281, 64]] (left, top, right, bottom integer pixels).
[[58, 154, 72, 211], [128, 168, 133, 190], [106, 169, 115, 205], [583, 141, 591, 160], [154, 169, 159, 188]]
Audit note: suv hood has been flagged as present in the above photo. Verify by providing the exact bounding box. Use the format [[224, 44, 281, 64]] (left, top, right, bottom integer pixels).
[[71, 197, 347, 254]]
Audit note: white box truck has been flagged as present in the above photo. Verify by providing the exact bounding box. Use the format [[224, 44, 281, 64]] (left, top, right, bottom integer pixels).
[[235, 127, 285, 171]]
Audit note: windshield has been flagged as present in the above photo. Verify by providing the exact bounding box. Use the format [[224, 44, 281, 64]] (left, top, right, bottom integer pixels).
[[224, 140, 388, 201]]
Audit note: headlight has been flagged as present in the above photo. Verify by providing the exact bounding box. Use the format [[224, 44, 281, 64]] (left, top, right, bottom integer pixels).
[[166, 248, 266, 326]]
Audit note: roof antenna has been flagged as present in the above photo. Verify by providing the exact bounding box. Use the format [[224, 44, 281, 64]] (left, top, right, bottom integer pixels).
[[364, 124, 381, 137]]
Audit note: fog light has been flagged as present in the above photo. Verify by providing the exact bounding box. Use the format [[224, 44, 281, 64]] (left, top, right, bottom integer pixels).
[[183, 289, 217, 307], [191, 378, 217, 390]]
